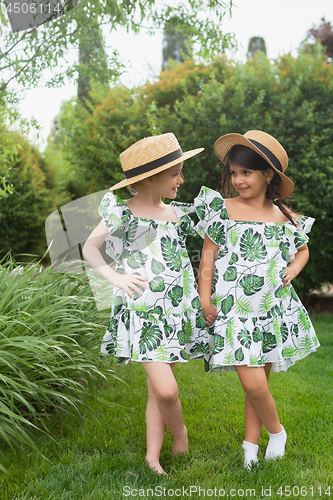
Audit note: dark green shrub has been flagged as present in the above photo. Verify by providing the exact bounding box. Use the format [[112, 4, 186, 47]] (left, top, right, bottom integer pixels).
[[0, 133, 55, 258], [51, 51, 333, 296]]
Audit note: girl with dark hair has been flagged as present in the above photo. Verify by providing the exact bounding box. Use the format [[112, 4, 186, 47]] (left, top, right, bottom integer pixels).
[[221, 144, 296, 225], [195, 130, 319, 469]]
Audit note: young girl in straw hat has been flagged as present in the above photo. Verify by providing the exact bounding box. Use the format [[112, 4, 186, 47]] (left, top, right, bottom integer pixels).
[[195, 130, 320, 469], [83, 133, 209, 474]]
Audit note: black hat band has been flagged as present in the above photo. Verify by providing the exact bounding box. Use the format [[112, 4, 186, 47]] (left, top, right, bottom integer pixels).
[[125, 148, 183, 179], [248, 139, 283, 173]]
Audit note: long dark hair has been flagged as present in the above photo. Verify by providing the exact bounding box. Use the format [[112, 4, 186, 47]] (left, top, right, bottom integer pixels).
[[222, 145, 297, 225]]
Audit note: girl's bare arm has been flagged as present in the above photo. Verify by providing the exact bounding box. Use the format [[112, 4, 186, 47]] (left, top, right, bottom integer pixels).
[[283, 244, 309, 287], [198, 234, 219, 321], [83, 222, 147, 298]]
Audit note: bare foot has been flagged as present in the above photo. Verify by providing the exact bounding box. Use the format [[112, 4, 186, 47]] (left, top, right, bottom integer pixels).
[[145, 455, 166, 475], [172, 425, 188, 456]]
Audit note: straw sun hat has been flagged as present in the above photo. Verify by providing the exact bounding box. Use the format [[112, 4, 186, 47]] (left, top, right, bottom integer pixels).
[[110, 133, 204, 190], [214, 130, 294, 199]]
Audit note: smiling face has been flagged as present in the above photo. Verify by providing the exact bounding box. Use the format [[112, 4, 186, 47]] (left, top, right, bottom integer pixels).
[[229, 162, 273, 199], [150, 162, 184, 199]]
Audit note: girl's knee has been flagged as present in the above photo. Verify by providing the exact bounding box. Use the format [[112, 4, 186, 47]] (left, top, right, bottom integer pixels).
[[246, 384, 268, 399], [237, 366, 269, 398], [155, 384, 179, 404], [144, 362, 179, 403]]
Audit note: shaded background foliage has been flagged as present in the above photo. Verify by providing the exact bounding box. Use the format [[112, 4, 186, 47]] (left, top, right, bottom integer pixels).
[[0, 132, 55, 258], [49, 49, 333, 298]]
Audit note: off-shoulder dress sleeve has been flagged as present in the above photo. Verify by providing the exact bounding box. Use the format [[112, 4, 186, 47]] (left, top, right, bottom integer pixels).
[[194, 186, 229, 247], [171, 201, 197, 237], [98, 192, 131, 234], [98, 192, 133, 263], [292, 215, 315, 247], [287, 215, 315, 262], [295, 216, 315, 240]]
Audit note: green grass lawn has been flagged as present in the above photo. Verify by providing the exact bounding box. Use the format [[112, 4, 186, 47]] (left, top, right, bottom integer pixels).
[[1, 314, 332, 499]]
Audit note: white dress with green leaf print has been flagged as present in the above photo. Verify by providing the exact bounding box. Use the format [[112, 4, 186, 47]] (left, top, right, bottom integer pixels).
[[98, 192, 208, 364], [194, 186, 320, 373]]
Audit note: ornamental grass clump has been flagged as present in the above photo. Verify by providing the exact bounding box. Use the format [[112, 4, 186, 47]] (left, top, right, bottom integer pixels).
[[0, 257, 108, 470]]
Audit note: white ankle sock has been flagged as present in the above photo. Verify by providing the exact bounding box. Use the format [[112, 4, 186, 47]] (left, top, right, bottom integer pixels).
[[242, 441, 259, 469], [265, 425, 287, 459]]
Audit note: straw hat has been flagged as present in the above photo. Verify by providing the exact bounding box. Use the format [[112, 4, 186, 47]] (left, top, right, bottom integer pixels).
[[214, 130, 294, 199], [110, 133, 204, 190]]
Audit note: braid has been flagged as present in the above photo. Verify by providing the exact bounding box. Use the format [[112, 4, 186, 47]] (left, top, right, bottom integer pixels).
[[274, 199, 297, 225], [266, 175, 297, 226]]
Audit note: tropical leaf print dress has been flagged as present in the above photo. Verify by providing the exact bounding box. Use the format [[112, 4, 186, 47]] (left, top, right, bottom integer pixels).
[[98, 192, 208, 364], [194, 186, 320, 373]]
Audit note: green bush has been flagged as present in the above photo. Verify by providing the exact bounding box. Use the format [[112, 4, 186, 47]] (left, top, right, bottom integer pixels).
[[51, 50, 333, 297], [0, 132, 55, 258], [158, 52, 333, 297], [0, 257, 109, 470], [52, 88, 148, 194]]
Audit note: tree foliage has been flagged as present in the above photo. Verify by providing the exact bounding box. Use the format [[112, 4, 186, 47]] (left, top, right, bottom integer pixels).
[[0, 0, 235, 102], [78, 21, 106, 105], [0, 0, 235, 198], [162, 16, 193, 69], [303, 17, 333, 59], [50, 50, 333, 296], [0, 131, 55, 257], [0, 119, 16, 198], [247, 36, 266, 58]]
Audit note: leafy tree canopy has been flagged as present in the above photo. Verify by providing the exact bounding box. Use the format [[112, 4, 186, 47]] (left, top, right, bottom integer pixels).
[[0, 0, 235, 198], [247, 36, 266, 58], [49, 49, 333, 296], [162, 16, 193, 69], [302, 17, 333, 60], [0, 0, 235, 105], [0, 130, 55, 257]]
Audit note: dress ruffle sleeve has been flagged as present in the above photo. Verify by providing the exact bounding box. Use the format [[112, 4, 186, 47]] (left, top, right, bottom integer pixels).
[[172, 202, 197, 238], [98, 192, 133, 262], [98, 192, 131, 234], [287, 216, 315, 262], [295, 216, 315, 242], [171, 201, 196, 216], [194, 186, 229, 247]]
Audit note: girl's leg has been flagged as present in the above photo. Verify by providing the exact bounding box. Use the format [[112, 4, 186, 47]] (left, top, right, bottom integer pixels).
[[236, 364, 282, 437], [236, 364, 286, 463], [244, 363, 271, 443], [241, 364, 271, 469], [145, 375, 167, 474], [143, 362, 188, 470]]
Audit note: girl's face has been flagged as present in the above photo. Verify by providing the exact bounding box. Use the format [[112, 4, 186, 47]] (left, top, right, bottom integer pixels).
[[150, 162, 184, 199], [229, 162, 273, 199]]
